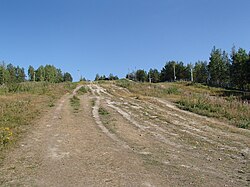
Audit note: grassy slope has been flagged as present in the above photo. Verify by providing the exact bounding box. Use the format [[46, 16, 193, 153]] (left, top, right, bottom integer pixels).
[[0, 82, 76, 151], [114, 79, 250, 129]]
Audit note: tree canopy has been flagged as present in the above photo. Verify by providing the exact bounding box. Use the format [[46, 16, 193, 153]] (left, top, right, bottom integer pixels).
[[0, 63, 73, 85], [125, 46, 250, 90]]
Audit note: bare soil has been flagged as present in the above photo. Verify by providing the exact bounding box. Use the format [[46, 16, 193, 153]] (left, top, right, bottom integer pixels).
[[0, 83, 249, 187]]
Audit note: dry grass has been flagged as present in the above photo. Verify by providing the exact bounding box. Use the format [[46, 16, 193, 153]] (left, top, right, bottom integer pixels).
[[114, 79, 250, 129], [0, 82, 76, 150]]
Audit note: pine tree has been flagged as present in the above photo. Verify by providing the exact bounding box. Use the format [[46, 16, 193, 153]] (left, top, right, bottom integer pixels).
[[231, 48, 249, 89], [193, 61, 208, 83], [28, 65, 35, 81], [208, 47, 230, 86]]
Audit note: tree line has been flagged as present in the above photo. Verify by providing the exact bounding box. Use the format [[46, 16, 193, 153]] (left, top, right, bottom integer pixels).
[[0, 63, 73, 85], [126, 46, 250, 90], [95, 73, 119, 81]]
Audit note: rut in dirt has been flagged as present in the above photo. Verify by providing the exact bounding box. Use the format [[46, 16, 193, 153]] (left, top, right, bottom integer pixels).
[[89, 83, 250, 187], [0, 85, 168, 186], [0, 84, 249, 187]]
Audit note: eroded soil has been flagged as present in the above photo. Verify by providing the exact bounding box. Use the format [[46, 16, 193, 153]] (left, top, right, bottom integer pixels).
[[0, 83, 249, 187]]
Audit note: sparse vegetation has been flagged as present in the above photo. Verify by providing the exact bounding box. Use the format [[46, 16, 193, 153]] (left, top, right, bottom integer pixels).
[[116, 79, 132, 89], [164, 86, 180, 95], [177, 93, 250, 128], [77, 86, 89, 95], [91, 99, 95, 107], [70, 95, 80, 112], [0, 82, 76, 150], [98, 107, 109, 115], [114, 79, 250, 129], [0, 127, 13, 149]]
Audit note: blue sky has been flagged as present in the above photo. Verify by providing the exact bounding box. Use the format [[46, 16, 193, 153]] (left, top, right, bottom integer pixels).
[[0, 0, 250, 81]]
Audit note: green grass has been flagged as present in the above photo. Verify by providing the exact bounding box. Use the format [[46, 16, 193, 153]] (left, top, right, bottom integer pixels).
[[77, 86, 89, 95], [70, 95, 80, 112], [115, 79, 132, 89], [163, 86, 180, 95], [177, 93, 250, 129]]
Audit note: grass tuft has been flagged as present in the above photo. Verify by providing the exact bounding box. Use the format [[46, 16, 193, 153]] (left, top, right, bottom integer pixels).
[[98, 107, 109, 115], [77, 86, 89, 95], [70, 95, 80, 112]]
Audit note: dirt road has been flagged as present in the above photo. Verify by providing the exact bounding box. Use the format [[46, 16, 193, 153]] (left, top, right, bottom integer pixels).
[[0, 83, 249, 186]]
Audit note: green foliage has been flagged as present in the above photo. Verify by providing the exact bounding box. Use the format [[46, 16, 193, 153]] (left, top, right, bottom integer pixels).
[[237, 120, 250, 129], [177, 93, 250, 129], [108, 73, 119, 80], [36, 65, 45, 81], [193, 61, 208, 83], [116, 79, 132, 89], [77, 86, 89, 94], [135, 69, 147, 82], [148, 69, 160, 83], [28, 65, 35, 81], [70, 95, 80, 112], [164, 86, 180, 94], [160, 61, 175, 82], [0, 81, 76, 95], [160, 61, 190, 82], [230, 47, 250, 90], [208, 47, 230, 86], [95, 73, 119, 81], [63, 72, 73, 82], [0, 62, 73, 85]]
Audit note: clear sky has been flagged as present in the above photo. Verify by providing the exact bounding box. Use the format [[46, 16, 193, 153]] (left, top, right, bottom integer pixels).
[[1, 0, 250, 81]]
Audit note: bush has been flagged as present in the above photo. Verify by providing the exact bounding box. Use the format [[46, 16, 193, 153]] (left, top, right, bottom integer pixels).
[[77, 86, 89, 94]]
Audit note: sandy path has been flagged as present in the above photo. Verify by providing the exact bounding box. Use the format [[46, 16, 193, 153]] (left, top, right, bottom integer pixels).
[[98, 83, 250, 187], [0, 85, 166, 186], [0, 84, 249, 187]]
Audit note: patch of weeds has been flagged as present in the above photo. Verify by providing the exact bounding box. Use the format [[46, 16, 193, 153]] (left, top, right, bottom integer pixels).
[[177, 96, 218, 117], [141, 154, 162, 167], [48, 99, 55, 107], [177, 93, 250, 129], [77, 86, 89, 95], [115, 79, 131, 89], [91, 99, 95, 107], [70, 95, 80, 112], [164, 86, 180, 95], [236, 120, 250, 129], [98, 107, 109, 115], [0, 127, 13, 150]]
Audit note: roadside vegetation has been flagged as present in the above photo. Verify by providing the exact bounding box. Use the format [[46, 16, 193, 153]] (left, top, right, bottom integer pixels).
[[114, 79, 250, 129], [0, 82, 76, 151]]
